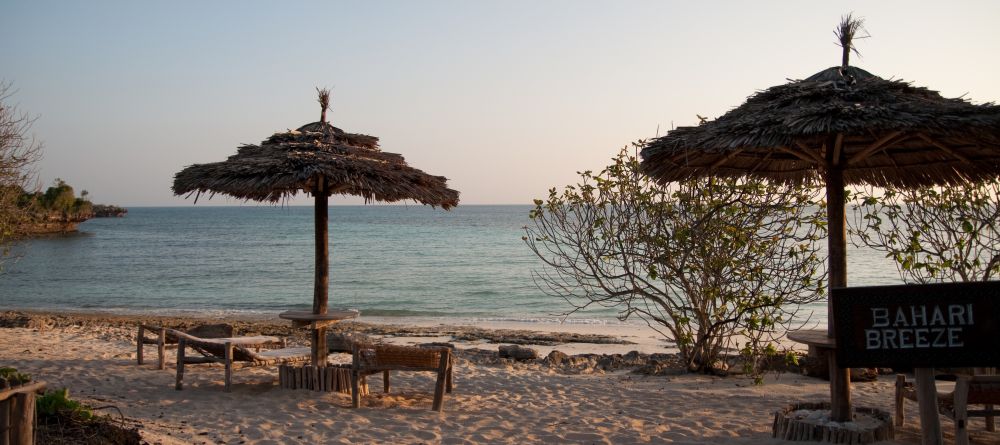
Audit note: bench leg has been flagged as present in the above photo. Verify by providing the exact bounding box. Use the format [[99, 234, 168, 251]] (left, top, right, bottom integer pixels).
[[136, 325, 144, 365], [224, 342, 233, 393], [383, 370, 390, 393], [954, 376, 970, 445], [894, 374, 906, 427], [432, 349, 450, 412], [446, 356, 454, 393], [351, 370, 361, 408], [175, 338, 186, 390], [158, 328, 167, 370]]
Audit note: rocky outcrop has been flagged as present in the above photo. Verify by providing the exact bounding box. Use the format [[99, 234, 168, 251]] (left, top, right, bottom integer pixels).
[[18, 213, 91, 234], [93, 204, 127, 217]]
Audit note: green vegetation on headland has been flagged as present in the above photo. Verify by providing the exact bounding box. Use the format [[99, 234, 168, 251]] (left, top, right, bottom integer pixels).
[[14, 179, 126, 235]]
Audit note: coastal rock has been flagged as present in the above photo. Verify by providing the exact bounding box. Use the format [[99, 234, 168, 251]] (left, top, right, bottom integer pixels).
[[93, 204, 128, 217], [544, 350, 569, 366], [498, 345, 538, 361], [0, 311, 52, 330]]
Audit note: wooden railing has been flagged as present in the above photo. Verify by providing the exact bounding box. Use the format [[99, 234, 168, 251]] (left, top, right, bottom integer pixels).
[[0, 381, 46, 445]]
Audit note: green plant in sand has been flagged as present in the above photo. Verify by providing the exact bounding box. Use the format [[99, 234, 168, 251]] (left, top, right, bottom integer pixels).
[[0, 366, 32, 386], [37, 388, 93, 421]]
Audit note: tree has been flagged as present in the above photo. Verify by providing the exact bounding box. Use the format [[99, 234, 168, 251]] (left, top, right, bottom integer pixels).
[[0, 81, 42, 269], [524, 145, 827, 380], [42, 178, 76, 214], [851, 182, 1000, 283]]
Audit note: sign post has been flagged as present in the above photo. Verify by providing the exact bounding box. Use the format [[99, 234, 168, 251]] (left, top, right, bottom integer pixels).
[[832, 281, 1000, 445]]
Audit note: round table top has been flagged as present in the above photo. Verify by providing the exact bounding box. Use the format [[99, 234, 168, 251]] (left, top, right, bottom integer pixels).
[[787, 329, 836, 348], [278, 309, 360, 322]]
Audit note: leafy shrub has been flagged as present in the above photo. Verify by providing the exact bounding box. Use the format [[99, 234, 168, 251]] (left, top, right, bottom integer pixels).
[[0, 366, 32, 386], [37, 388, 93, 421]]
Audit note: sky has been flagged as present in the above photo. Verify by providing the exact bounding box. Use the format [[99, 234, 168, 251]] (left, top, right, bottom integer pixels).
[[3, 1, 1000, 206]]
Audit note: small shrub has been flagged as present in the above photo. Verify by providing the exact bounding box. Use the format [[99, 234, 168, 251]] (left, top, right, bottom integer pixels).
[[37, 388, 93, 421], [0, 366, 32, 386]]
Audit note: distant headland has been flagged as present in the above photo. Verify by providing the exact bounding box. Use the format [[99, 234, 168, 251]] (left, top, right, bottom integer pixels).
[[15, 179, 126, 235]]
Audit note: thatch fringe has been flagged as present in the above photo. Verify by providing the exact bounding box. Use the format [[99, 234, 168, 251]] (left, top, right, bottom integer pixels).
[[173, 121, 459, 208], [640, 66, 1000, 188]]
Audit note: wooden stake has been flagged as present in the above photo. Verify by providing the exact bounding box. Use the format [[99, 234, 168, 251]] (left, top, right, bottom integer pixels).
[[9, 393, 34, 445], [136, 325, 144, 365], [158, 328, 167, 370], [1, 398, 10, 445], [175, 338, 186, 390], [432, 349, 451, 412], [224, 342, 233, 392], [915, 368, 943, 445]]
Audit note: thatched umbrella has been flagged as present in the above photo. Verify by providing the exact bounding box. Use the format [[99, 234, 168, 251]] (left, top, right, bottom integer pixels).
[[640, 17, 1000, 422], [173, 89, 459, 365]]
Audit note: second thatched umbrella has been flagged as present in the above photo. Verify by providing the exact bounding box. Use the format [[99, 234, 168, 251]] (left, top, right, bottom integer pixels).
[[173, 89, 460, 365], [640, 18, 1000, 422]]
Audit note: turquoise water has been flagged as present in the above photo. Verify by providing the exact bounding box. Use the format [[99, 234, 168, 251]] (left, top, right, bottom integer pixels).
[[0, 205, 903, 323]]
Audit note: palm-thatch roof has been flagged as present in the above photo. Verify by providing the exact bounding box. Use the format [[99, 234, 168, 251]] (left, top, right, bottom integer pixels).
[[640, 65, 1000, 187], [173, 121, 459, 208]]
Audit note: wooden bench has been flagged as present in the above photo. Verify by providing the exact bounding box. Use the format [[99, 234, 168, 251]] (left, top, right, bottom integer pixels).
[[896, 373, 999, 445], [351, 344, 454, 412], [172, 330, 309, 392], [136, 323, 235, 369]]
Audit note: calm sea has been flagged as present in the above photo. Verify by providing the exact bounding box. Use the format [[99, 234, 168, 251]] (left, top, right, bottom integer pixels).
[[0, 205, 902, 325]]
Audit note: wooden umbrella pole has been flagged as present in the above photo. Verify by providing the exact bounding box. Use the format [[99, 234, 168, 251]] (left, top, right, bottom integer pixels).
[[312, 176, 329, 366], [826, 164, 852, 422]]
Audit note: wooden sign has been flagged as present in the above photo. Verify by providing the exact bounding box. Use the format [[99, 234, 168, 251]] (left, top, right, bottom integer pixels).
[[832, 281, 1000, 368]]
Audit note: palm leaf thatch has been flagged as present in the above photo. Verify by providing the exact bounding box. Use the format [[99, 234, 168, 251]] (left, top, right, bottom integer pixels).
[[173, 121, 459, 208], [641, 14, 1000, 189], [640, 65, 1000, 187]]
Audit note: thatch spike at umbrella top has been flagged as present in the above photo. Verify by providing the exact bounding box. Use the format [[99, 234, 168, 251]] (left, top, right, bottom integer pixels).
[[317, 87, 331, 124], [834, 13, 868, 70]]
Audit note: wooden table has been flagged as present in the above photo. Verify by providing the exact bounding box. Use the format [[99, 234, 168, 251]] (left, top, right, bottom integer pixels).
[[788, 329, 836, 349], [789, 329, 945, 444], [279, 309, 359, 366]]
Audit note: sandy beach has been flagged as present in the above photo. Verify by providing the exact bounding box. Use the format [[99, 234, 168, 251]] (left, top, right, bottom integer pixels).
[[2, 311, 996, 444]]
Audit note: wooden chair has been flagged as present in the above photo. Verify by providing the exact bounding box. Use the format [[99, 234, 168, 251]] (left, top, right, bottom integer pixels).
[[136, 323, 234, 369], [896, 373, 999, 445], [351, 344, 454, 411], [172, 330, 310, 392]]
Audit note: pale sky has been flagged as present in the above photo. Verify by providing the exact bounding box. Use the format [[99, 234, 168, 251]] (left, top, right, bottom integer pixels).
[[3, 1, 1000, 206]]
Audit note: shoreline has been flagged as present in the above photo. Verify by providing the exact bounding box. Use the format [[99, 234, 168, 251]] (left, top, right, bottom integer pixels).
[[0, 308, 674, 357], [0, 307, 824, 356], [0, 307, 820, 357]]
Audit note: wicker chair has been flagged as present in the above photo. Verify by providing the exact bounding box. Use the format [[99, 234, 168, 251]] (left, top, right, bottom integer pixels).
[[896, 373, 999, 445], [351, 344, 454, 411]]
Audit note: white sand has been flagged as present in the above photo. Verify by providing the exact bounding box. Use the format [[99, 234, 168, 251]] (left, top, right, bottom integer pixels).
[[2, 324, 996, 444]]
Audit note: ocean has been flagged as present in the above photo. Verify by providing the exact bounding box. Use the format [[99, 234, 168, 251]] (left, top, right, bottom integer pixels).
[[0, 205, 903, 326]]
